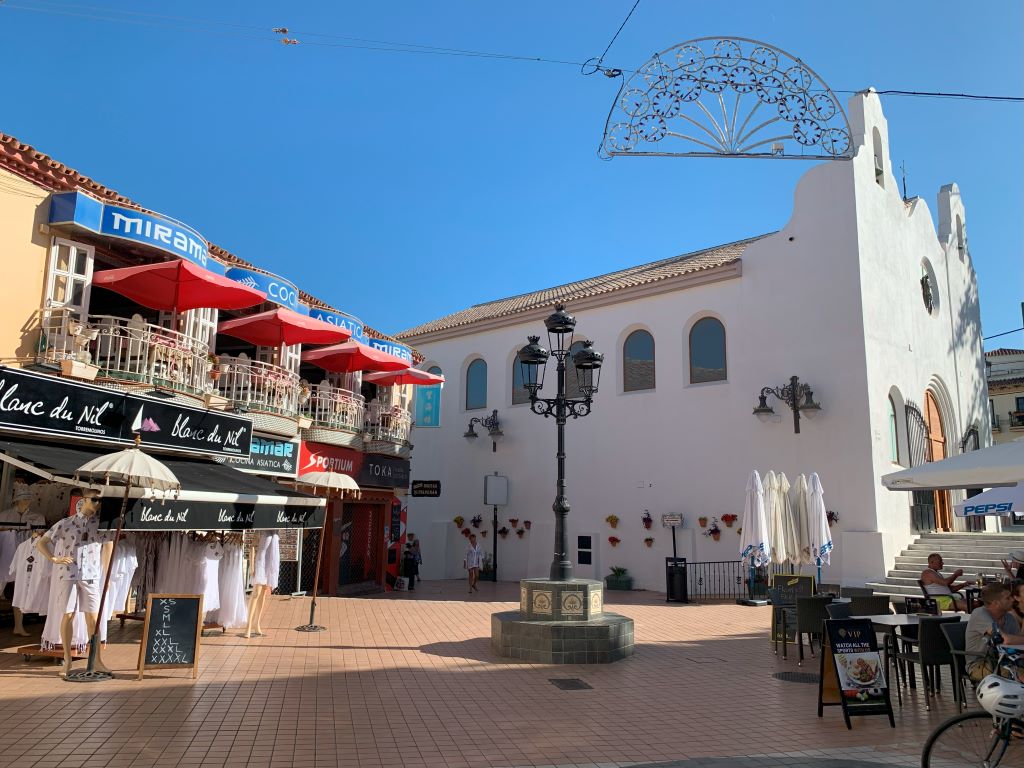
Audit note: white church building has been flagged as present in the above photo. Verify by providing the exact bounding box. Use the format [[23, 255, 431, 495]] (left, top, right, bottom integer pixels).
[[398, 91, 989, 591]]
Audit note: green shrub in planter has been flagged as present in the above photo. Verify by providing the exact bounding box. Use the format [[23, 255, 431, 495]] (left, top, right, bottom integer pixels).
[[605, 566, 633, 591]]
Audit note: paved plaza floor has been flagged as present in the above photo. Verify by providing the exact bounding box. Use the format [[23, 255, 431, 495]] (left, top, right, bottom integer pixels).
[[0, 581, 970, 767]]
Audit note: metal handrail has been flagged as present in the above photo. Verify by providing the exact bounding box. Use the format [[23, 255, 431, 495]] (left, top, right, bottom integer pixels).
[[364, 401, 412, 443], [304, 386, 365, 433], [215, 355, 301, 416]]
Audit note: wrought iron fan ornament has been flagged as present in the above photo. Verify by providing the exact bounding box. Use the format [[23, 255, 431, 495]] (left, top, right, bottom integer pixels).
[[600, 37, 853, 161]]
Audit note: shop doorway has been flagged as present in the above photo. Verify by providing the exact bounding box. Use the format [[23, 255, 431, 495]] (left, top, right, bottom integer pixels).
[[334, 501, 385, 595], [924, 391, 952, 532]]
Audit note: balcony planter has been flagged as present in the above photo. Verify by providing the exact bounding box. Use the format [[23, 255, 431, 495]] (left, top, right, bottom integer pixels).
[[298, 416, 313, 429], [60, 359, 98, 381], [203, 392, 230, 409], [605, 566, 633, 591]]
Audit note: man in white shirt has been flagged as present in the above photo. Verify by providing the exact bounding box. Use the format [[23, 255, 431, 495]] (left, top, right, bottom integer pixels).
[[921, 553, 973, 612], [464, 533, 483, 594], [36, 489, 113, 677]]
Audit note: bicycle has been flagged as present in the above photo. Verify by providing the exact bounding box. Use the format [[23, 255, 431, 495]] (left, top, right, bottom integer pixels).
[[921, 629, 1023, 767]]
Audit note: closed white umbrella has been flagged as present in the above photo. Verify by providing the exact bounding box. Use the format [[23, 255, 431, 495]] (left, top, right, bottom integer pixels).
[[293, 471, 361, 632], [808, 472, 832, 580], [792, 474, 814, 566], [70, 439, 180, 682], [777, 472, 799, 565], [765, 471, 786, 564], [739, 471, 770, 567]]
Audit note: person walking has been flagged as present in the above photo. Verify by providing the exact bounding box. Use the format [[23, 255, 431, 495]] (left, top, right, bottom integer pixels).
[[464, 533, 483, 594], [402, 543, 418, 591], [411, 539, 422, 586]]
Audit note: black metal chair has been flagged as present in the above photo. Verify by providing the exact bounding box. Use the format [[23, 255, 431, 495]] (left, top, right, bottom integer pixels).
[[793, 596, 833, 666], [768, 587, 797, 658], [826, 602, 853, 620], [940, 621, 986, 713], [840, 586, 874, 598], [893, 615, 962, 710]]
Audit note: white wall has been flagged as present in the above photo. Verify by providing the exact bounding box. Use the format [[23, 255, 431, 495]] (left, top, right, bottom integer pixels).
[[404, 92, 987, 590]]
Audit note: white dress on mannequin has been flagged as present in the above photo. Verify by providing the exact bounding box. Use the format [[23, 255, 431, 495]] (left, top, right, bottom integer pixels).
[[252, 531, 280, 590], [201, 540, 223, 616], [213, 541, 247, 628]]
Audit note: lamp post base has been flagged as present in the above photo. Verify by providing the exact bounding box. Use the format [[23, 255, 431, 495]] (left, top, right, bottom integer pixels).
[[491, 578, 634, 664], [294, 624, 327, 633], [65, 669, 114, 683]]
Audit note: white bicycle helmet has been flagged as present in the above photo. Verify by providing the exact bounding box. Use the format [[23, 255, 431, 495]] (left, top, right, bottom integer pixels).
[[976, 674, 1024, 719]]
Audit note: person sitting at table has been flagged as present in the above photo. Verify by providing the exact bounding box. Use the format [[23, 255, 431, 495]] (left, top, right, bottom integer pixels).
[[1010, 579, 1024, 624], [965, 582, 1024, 683], [921, 553, 973, 612], [1001, 549, 1024, 581]]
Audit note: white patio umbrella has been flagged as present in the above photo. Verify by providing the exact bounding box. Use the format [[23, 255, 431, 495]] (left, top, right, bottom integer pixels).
[[777, 472, 799, 565], [954, 485, 1024, 518], [792, 474, 813, 566], [881, 438, 1024, 491], [739, 471, 770, 567], [70, 439, 180, 682], [293, 471, 360, 632], [808, 472, 832, 581]]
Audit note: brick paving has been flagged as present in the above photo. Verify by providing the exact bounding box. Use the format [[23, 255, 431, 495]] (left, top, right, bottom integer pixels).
[[0, 581, 971, 767]]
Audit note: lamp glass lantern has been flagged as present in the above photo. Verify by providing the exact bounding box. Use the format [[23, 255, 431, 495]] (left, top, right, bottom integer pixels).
[[544, 304, 576, 354], [752, 394, 775, 422], [572, 340, 604, 397], [799, 389, 821, 419], [517, 336, 550, 396]]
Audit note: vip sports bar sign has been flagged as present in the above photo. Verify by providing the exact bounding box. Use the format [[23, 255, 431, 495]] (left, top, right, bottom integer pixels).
[[0, 367, 251, 457]]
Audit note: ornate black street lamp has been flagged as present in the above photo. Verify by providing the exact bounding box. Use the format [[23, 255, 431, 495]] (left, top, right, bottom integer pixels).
[[463, 409, 503, 452], [517, 304, 603, 581], [752, 375, 821, 434]]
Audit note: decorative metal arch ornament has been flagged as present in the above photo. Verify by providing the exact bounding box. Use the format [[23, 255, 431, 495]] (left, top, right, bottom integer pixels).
[[599, 37, 854, 161]]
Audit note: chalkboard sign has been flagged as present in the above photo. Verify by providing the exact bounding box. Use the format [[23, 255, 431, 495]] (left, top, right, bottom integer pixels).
[[770, 574, 815, 644], [817, 618, 894, 729], [137, 594, 204, 680]]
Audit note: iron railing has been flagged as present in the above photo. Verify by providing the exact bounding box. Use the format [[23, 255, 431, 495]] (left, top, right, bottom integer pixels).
[[37, 309, 211, 395], [685, 560, 794, 602], [215, 354, 301, 416], [365, 401, 412, 443], [304, 385, 365, 433]]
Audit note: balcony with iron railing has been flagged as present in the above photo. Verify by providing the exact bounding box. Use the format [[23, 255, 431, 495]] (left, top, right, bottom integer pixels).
[[36, 309, 211, 395], [364, 401, 412, 444], [214, 354, 301, 417], [303, 383, 366, 434]]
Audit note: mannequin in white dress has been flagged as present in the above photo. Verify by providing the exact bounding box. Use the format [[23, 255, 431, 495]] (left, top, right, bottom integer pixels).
[[244, 530, 279, 638]]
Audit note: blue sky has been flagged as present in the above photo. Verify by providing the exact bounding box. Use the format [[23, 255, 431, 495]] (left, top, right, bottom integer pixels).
[[1, 1, 1020, 346]]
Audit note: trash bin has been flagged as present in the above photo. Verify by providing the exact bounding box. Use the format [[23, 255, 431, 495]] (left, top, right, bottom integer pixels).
[[665, 557, 688, 603]]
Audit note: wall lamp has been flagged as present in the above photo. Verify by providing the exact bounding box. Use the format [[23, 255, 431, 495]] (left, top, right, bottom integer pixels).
[[753, 375, 821, 434], [464, 409, 503, 452]]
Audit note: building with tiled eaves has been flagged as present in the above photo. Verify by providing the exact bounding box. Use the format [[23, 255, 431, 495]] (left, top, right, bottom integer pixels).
[[986, 348, 1024, 447], [397, 91, 991, 592]]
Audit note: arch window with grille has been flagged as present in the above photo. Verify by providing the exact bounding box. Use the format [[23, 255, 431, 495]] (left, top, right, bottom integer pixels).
[[888, 396, 899, 463], [466, 358, 487, 410], [623, 330, 655, 392], [689, 318, 727, 383]]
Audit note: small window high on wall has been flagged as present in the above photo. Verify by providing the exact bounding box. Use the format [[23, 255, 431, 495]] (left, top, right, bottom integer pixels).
[[872, 127, 884, 188], [623, 330, 655, 392], [888, 396, 899, 463], [689, 318, 726, 383], [466, 358, 487, 410]]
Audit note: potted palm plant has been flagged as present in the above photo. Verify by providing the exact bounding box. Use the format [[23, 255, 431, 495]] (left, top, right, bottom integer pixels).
[[605, 566, 633, 591]]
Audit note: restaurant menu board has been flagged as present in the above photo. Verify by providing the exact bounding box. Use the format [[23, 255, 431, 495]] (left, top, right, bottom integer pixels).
[[770, 574, 815, 644], [817, 619, 894, 729], [137, 594, 204, 680]]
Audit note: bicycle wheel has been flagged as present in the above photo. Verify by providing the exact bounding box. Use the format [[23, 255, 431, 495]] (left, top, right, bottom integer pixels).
[[921, 710, 1014, 767]]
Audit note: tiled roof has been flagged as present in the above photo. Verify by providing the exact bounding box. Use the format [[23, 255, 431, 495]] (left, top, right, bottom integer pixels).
[[0, 132, 408, 353], [987, 348, 1024, 357], [397, 234, 767, 339], [989, 376, 1024, 390]]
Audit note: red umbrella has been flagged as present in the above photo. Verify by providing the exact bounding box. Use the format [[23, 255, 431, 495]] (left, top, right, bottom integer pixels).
[[218, 307, 351, 347], [92, 260, 267, 312], [363, 368, 445, 386], [302, 341, 410, 373]]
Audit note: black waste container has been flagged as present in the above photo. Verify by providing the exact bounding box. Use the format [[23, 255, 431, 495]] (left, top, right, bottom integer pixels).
[[665, 557, 688, 603]]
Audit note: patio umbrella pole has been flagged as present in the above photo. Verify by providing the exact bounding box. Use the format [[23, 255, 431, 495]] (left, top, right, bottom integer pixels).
[[66, 483, 129, 683], [295, 513, 328, 632]]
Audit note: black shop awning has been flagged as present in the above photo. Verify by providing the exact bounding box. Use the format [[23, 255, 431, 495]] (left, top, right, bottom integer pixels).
[[0, 437, 325, 531]]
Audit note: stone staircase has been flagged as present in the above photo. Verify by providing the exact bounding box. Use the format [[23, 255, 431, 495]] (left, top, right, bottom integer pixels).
[[866, 532, 1024, 597]]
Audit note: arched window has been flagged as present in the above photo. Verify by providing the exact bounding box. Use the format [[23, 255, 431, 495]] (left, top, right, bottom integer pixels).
[[465, 359, 487, 410], [511, 357, 529, 405], [689, 318, 727, 383], [955, 215, 965, 259], [623, 330, 655, 392], [888, 396, 899, 463], [566, 341, 586, 400], [872, 127, 884, 188]]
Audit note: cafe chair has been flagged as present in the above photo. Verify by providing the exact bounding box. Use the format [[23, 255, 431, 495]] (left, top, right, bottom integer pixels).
[[940, 621, 979, 713], [768, 587, 797, 658], [849, 595, 893, 617], [904, 596, 940, 616], [840, 586, 874, 598], [793, 596, 834, 666], [826, 602, 853, 620], [893, 615, 961, 711], [817, 582, 841, 597]]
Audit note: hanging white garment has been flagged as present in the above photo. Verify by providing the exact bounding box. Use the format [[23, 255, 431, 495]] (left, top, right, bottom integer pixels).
[[739, 471, 770, 568], [199, 540, 223, 616], [41, 573, 89, 652], [9, 538, 52, 614], [0, 530, 19, 593], [99, 538, 138, 642], [132, 534, 159, 609], [808, 472, 833, 567], [792, 474, 814, 566], [213, 542, 248, 628], [776, 473, 799, 565], [252, 531, 280, 589]]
